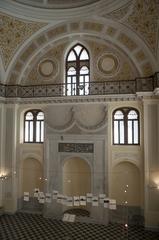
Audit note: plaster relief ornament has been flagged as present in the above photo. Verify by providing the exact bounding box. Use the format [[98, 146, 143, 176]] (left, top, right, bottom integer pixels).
[[38, 59, 56, 78], [98, 53, 119, 76], [0, 13, 46, 69]]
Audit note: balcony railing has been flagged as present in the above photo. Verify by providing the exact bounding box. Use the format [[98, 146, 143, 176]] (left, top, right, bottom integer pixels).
[[0, 72, 158, 98]]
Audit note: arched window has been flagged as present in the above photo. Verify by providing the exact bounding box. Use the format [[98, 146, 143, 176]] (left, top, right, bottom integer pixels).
[[113, 108, 139, 145], [24, 110, 44, 143], [66, 44, 90, 96], [113, 110, 124, 144]]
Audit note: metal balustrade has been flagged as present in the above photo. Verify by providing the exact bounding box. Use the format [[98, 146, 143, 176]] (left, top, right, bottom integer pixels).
[[0, 72, 158, 98]]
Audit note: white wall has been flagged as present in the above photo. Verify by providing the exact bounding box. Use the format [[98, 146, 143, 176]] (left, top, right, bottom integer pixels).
[[144, 99, 159, 229], [1, 96, 158, 228]]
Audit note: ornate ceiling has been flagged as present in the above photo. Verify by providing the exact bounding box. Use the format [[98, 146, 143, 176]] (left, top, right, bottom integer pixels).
[[0, 0, 131, 20], [0, 13, 46, 69], [0, 0, 158, 84], [12, 0, 100, 9]]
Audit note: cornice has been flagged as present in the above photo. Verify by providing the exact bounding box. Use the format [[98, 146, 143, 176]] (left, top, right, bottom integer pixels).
[[0, 0, 131, 21], [12, 0, 100, 10], [0, 94, 153, 105]]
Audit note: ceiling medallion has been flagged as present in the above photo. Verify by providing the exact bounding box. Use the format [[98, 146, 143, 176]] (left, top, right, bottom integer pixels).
[[97, 53, 119, 76], [38, 59, 57, 78]]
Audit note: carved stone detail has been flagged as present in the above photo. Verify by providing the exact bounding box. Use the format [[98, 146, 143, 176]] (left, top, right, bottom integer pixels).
[[105, 1, 132, 20], [45, 106, 108, 133], [127, 0, 159, 54], [112, 152, 141, 162], [75, 106, 107, 132], [58, 143, 94, 153], [0, 12, 46, 69]]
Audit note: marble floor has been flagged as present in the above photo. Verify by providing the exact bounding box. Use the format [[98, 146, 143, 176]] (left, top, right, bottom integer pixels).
[[0, 212, 159, 240]]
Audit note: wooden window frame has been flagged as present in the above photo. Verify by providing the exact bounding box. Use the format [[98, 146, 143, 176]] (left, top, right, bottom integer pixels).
[[24, 109, 44, 143], [66, 43, 90, 96], [113, 107, 140, 145]]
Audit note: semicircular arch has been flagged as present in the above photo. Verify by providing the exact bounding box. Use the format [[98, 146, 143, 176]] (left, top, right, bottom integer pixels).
[[6, 19, 157, 85]]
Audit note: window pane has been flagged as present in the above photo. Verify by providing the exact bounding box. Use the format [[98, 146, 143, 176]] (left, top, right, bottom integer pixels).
[[37, 112, 44, 120], [67, 77, 71, 84], [128, 121, 132, 144], [41, 122, 44, 142], [68, 67, 76, 75], [114, 121, 119, 144], [74, 45, 82, 56], [29, 121, 33, 142], [80, 49, 89, 60], [73, 76, 77, 83], [85, 75, 89, 83], [134, 121, 138, 144], [67, 87, 71, 96], [26, 112, 33, 120], [85, 83, 89, 95], [80, 66, 89, 75], [120, 121, 124, 144], [67, 50, 76, 61], [79, 76, 84, 95], [128, 110, 138, 119], [67, 77, 71, 96], [25, 122, 28, 142], [114, 111, 124, 119], [79, 88, 84, 96], [36, 121, 40, 142], [72, 82, 76, 95], [79, 75, 84, 84]]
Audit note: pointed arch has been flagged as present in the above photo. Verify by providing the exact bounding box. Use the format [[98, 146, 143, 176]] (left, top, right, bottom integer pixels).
[[65, 43, 90, 96]]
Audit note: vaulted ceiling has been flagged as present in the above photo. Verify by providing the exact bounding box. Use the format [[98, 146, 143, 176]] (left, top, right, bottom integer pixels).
[[0, 0, 158, 84], [12, 0, 100, 9]]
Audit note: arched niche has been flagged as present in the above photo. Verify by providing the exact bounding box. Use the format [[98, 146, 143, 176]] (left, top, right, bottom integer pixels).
[[21, 158, 43, 196], [110, 161, 141, 206], [62, 157, 91, 197]]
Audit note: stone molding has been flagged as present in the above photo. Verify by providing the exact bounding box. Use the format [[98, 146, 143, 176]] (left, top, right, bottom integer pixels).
[[7, 19, 156, 85], [45, 106, 108, 133], [0, 93, 158, 105], [1, 0, 131, 20]]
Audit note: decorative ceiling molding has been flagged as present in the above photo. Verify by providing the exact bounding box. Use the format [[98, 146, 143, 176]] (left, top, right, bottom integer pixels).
[[45, 105, 108, 133], [105, 0, 133, 21], [22, 42, 67, 85], [104, 0, 159, 56], [1, 93, 158, 105], [75, 106, 108, 132], [6, 19, 157, 85], [0, 12, 46, 70], [21, 38, 139, 86], [45, 107, 75, 133], [1, 0, 131, 21], [12, 0, 100, 9], [127, 0, 159, 56]]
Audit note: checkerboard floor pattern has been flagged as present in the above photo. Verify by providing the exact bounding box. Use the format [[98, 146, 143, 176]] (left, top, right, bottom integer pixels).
[[0, 212, 159, 240], [64, 208, 90, 217]]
